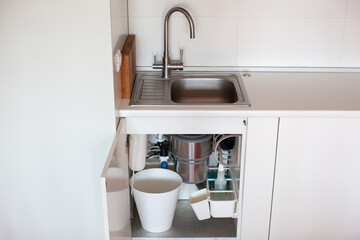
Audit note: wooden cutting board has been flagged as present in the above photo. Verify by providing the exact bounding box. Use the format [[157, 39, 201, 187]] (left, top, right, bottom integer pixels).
[[121, 35, 136, 99]]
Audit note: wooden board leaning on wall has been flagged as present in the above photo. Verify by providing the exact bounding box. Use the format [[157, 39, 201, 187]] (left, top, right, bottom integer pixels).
[[121, 35, 136, 99]]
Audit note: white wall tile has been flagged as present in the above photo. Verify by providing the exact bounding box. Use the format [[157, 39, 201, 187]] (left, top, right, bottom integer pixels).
[[110, 0, 128, 50], [130, 16, 238, 66], [111, 0, 127, 17], [110, 0, 128, 52], [341, 19, 360, 67], [129, 0, 238, 17], [238, 0, 347, 18], [347, 0, 360, 18], [111, 16, 128, 51], [237, 18, 344, 67], [129, 17, 163, 66]]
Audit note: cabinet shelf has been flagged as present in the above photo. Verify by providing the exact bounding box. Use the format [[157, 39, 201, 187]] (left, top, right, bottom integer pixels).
[[131, 200, 237, 239]]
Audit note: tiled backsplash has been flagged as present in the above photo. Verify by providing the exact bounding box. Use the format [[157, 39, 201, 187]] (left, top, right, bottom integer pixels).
[[128, 0, 360, 68]]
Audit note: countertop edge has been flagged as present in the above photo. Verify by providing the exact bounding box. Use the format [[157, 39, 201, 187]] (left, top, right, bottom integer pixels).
[[117, 72, 360, 118], [117, 108, 360, 119]]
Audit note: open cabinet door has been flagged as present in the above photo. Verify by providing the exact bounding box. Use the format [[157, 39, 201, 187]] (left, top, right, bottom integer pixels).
[[101, 119, 131, 240]]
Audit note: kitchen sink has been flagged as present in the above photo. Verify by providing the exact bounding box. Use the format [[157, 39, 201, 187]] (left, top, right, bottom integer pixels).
[[129, 72, 250, 106]]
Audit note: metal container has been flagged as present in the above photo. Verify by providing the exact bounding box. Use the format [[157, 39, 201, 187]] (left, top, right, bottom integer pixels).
[[171, 134, 213, 183]]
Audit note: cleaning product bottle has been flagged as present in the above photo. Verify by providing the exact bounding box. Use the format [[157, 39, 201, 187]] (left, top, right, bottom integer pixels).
[[209, 149, 217, 167], [215, 164, 226, 190]]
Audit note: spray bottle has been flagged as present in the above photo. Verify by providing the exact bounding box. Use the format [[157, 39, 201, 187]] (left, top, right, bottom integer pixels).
[[215, 164, 226, 190]]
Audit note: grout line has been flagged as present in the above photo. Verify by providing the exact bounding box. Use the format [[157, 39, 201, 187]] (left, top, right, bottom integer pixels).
[[237, 16, 349, 19], [136, 66, 360, 72], [267, 118, 281, 240], [125, 16, 351, 19], [339, 0, 350, 67], [127, 16, 238, 18], [126, 0, 130, 34], [235, 0, 240, 66]]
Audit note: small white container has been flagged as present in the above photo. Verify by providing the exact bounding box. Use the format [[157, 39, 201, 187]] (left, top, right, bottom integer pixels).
[[209, 192, 236, 218], [189, 188, 210, 220], [189, 188, 237, 220]]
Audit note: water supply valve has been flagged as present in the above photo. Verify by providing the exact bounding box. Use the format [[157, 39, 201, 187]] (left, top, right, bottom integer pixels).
[[158, 139, 170, 168]]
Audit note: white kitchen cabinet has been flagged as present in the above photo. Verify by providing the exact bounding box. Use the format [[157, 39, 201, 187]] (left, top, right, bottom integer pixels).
[[101, 116, 360, 240], [100, 117, 253, 239], [270, 118, 360, 240]]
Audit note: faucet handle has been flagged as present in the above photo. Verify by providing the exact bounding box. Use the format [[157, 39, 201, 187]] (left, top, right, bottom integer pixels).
[[180, 48, 184, 63], [153, 53, 157, 64], [152, 52, 163, 69]]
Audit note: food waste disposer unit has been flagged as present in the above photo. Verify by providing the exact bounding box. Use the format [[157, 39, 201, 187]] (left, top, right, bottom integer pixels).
[[171, 134, 213, 184]]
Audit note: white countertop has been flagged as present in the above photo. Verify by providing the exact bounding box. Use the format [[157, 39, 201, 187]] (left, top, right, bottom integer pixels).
[[117, 72, 360, 118]]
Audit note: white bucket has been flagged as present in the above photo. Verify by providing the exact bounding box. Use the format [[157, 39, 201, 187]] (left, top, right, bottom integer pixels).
[[130, 168, 183, 233]]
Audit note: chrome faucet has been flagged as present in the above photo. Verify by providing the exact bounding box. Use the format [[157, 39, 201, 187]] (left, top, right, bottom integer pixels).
[[153, 7, 195, 78]]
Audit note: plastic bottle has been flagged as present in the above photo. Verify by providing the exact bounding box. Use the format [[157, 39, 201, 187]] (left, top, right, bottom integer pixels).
[[209, 150, 217, 167], [215, 164, 226, 190]]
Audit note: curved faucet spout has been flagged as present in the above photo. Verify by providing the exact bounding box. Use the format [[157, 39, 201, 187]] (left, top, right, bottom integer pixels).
[[164, 7, 195, 40], [162, 7, 196, 78]]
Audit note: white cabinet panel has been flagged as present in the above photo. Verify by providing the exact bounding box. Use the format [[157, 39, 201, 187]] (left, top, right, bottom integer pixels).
[[101, 119, 131, 240], [240, 118, 278, 240], [126, 117, 246, 134], [270, 118, 360, 240]]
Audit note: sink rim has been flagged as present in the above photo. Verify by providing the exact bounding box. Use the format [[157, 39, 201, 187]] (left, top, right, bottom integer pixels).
[[129, 72, 251, 107]]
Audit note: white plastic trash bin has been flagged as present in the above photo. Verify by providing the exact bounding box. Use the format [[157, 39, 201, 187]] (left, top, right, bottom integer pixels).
[[130, 168, 183, 233]]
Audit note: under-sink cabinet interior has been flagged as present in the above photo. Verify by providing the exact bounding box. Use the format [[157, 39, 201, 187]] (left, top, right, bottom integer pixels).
[[101, 118, 247, 240]]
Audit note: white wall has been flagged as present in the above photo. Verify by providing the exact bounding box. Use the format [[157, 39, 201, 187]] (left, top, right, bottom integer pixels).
[[129, 0, 360, 68], [0, 0, 121, 239]]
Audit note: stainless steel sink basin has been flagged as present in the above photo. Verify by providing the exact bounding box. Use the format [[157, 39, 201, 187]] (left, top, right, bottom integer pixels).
[[129, 72, 250, 106], [171, 78, 239, 104]]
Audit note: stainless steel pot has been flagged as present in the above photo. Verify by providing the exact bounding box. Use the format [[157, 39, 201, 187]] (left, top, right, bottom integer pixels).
[[171, 134, 213, 183]]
